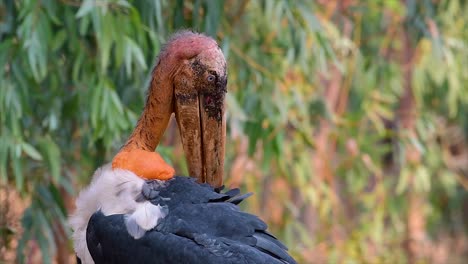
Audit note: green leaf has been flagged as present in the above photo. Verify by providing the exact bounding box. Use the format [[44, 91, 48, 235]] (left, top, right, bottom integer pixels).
[[12, 154, 24, 192], [76, 0, 95, 18], [38, 136, 61, 183], [22, 142, 43, 161], [109, 88, 124, 115], [51, 29, 67, 51]]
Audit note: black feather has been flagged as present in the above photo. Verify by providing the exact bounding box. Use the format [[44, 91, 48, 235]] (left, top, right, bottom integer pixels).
[[86, 176, 297, 264], [226, 192, 254, 205], [223, 188, 241, 197]]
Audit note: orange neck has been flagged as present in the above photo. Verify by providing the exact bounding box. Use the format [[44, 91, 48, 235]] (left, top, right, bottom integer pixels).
[[112, 65, 176, 180], [120, 66, 174, 153]]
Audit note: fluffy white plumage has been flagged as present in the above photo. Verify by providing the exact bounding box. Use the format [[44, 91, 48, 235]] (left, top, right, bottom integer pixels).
[[69, 164, 166, 264]]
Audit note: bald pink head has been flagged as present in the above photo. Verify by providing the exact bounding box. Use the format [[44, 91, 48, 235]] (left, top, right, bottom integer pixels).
[[160, 31, 219, 61]]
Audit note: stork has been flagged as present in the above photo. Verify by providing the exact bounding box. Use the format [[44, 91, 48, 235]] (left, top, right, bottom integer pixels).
[[69, 31, 297, 264]]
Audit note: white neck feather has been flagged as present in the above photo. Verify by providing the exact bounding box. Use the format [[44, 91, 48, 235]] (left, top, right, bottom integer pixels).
[[68, 164, 166, 264]]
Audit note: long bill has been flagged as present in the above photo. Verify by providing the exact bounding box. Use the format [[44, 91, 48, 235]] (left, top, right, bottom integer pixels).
[[174, 91, 225, 188]]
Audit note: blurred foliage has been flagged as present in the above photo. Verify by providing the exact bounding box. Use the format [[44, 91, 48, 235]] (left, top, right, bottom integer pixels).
[[1, 0, 467, 263]]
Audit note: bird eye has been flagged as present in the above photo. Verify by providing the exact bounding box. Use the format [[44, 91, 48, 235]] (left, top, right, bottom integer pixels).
[[207, 74, 215, 82]]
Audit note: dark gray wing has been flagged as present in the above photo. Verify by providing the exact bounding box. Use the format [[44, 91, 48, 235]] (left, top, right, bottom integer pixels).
[[86, 176, 297, 264]]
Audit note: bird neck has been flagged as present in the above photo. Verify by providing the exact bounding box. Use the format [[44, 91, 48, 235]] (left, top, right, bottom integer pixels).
[[120, 66, 174, 153]]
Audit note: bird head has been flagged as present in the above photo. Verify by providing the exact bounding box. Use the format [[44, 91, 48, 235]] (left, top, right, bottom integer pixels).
[[112, 31, 227, 187]]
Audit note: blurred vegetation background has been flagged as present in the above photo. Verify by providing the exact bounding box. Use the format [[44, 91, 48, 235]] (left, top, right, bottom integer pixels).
[[0, 0, 467, 263]]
